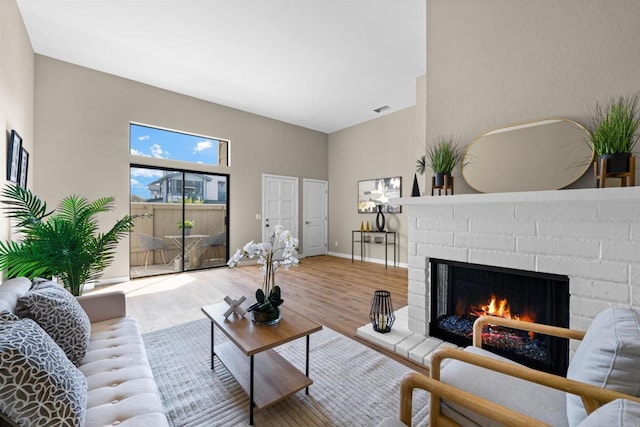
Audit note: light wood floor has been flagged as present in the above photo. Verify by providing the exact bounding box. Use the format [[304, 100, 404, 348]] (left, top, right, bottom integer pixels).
[[97, 255, 426, 374]]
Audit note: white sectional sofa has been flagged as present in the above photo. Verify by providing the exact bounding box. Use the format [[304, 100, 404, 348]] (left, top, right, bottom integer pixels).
[[0, 277, 169, 426]]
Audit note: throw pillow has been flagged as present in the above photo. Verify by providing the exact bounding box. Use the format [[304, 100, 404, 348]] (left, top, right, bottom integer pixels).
[[566, 307, 640, 426], [0, 311, 87, 426], [16, 281, 91, 364], [577, 399, 640, 427], [0, 277, 31, 313]]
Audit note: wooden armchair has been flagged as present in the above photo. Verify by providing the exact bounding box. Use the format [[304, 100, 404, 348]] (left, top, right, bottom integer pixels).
[[391, 307, 640, 426]]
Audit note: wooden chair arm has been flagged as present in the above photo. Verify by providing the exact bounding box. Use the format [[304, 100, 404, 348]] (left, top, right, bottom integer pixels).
[[472, 315, 586, 348], [430, 347, 640, 416], [399, 372, 549, 426]]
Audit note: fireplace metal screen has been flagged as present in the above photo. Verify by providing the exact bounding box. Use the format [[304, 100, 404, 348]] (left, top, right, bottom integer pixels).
[[429, 258, 570, 375]]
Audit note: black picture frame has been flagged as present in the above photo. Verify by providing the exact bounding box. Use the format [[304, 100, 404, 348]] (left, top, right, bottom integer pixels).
[[7, 130, 22, 183], [357, 176, 402, 213], [18, 148, 29, 189]]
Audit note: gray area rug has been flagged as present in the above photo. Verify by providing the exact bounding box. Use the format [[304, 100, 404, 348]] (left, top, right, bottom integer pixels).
[[143, 318, 429, 426]]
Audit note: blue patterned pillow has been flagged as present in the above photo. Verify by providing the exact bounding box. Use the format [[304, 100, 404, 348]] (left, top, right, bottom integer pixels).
[[16, 282, 91, 364], [0, 311, 87, 426]]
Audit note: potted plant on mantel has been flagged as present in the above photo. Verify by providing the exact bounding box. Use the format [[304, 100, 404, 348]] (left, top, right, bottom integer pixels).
[[227, 224, 299, 325], [0, 184, 134, 296], [425, 136, 464, 188], [587, 93, 640, 175]]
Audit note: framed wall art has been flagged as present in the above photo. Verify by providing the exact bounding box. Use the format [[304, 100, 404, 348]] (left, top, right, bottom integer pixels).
[[6, 130, 22, 183], [18, 148, 29, 189], [357, 176, 402, 213]]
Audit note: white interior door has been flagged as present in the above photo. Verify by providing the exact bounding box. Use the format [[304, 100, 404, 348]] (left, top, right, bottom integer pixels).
[[262, 174, 298, 243], [303, 179, 328, 257]]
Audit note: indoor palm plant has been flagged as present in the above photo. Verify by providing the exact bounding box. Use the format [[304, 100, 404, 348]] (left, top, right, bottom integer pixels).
[[227, 224, 299, 324], [587, 93, 640, 174], [424, 136, 464, 187], [0, 184, 134, 296]]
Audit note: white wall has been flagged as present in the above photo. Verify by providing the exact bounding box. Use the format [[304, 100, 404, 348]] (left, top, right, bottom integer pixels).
[[328, 105, 421, 265], [0, 0, 34, 276], [33, 56, 328, 280], [426, 0, 640, 194]]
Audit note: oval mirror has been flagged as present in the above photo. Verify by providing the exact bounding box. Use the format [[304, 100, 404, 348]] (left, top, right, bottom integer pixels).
[[462, 118, 594, 193]]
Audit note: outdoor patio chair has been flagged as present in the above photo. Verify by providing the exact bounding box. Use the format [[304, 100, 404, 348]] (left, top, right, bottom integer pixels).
[[138, 233, 168, 267], [199, 231, 226, 264]]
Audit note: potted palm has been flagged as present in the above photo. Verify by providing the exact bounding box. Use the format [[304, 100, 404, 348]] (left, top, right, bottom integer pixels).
[[587, 93, 640, 174], [425, 136, 464, 187], [0, 184, 134, 296]]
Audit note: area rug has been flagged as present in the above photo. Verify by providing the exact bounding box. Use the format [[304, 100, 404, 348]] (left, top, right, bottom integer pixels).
[[143, 318, 429, 426]]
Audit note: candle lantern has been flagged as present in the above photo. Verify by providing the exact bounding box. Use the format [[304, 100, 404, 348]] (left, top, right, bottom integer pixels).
[[369, 290, 395, 333]]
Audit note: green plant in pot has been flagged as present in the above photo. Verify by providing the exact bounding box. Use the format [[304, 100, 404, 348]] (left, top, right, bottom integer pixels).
[[227, 225, 299, 325], [425, 136, 464, 187], [0, 184, 134, 296], [178, 219, 194, 235], [587, 93, 640, 174]]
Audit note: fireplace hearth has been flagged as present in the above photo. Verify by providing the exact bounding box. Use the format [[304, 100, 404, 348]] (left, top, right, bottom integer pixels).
[[429, 259, 570, 375]]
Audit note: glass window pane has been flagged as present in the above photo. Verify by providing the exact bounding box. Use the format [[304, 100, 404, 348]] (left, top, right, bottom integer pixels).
[[130, 166, 228, 278], [130, 123, 229, 166]]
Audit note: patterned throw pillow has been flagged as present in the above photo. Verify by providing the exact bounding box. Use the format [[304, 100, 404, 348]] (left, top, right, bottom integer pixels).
[[0, 311, 87, 426], [16, 281, 91, 364]]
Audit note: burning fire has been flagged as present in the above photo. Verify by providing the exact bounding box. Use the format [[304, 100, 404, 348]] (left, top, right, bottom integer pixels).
[[470, 294, 536, 339]]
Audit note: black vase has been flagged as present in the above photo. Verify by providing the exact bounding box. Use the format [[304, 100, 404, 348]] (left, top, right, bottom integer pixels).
[[600, 153, 631, 174], [376, 204, 385, 232], [412, 174, 420, 197], [252, 307, 281, 325]]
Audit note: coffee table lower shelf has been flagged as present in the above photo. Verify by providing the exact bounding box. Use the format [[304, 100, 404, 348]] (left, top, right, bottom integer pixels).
[[215, 340, 313, 410]]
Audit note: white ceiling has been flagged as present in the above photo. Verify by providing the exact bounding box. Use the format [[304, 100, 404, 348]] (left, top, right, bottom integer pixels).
[[16, 0, 426, 134]]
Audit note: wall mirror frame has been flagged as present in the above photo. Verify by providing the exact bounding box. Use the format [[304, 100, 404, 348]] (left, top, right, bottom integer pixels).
[[358, 176, 402, 213], [462, 118, 594, 193]]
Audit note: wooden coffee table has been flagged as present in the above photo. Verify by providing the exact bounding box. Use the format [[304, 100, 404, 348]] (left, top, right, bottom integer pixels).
[[201, 302, 322, 425]]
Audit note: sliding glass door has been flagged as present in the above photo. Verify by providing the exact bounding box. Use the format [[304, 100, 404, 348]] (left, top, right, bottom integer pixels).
[[130, 166, 228, 278]]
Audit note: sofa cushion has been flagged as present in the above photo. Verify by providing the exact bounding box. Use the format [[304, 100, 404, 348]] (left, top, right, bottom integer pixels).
[[16, 281, 91, 364], [577, 399, 640, 427], [440, 346, 568, 427], [79, 316, 169, 427], [0, 311, 87, 426], [566, 307, 640, 426], [0, 277, 32, 313]]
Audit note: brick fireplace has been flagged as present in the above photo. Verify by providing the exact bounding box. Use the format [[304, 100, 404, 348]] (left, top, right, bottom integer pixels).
[[404, 186, 640, 355]]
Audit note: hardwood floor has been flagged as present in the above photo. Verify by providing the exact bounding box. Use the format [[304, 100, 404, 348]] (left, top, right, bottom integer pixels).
[[99, 255, 427, 374]]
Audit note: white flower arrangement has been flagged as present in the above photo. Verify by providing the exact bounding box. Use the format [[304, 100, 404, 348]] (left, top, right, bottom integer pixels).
[[227, 225, 299, 312]]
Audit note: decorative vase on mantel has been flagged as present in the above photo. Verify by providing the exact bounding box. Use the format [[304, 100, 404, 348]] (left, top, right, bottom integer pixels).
[[434, 172, 450, 188], [599, 152, 632, 174]]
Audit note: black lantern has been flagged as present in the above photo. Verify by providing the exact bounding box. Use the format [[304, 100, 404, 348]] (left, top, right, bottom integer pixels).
[[369, 290, 395, 333]]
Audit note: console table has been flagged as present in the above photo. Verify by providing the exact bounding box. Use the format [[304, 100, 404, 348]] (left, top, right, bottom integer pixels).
[[351, 230, 397, 268]]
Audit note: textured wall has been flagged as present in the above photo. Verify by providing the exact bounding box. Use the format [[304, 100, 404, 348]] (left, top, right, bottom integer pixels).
[[426, 0, 640, 194]]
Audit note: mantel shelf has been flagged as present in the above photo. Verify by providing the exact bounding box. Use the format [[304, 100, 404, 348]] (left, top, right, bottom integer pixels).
[[392, 186, 640, 206]]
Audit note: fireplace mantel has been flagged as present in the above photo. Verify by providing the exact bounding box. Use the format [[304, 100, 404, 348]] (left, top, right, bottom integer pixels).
[[394, 186, 640, 206], [358, 185, 640, 367], [401, 185, 640, 340]]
